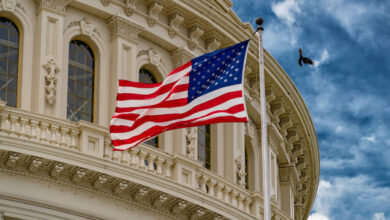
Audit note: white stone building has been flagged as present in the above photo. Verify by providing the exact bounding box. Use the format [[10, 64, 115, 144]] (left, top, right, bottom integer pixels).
[[0, 0, 319, 219]]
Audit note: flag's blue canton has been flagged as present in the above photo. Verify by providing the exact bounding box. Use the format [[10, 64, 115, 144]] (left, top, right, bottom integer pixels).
[[188, 40, 249, 103]]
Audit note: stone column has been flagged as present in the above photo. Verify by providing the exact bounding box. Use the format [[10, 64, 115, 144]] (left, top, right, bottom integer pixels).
[[32, 0, 69, 117], [170, 48, 194, 156], [279, 166, 295, 219], [223, 122, 245, 183], [107, 16, 144, 118]]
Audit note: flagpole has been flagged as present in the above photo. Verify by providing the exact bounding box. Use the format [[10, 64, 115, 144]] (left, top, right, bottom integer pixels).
[[255, 17, 271, 220]]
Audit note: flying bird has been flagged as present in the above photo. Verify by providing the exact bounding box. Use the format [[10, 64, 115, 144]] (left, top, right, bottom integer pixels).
[[298, 48, 314, 66]]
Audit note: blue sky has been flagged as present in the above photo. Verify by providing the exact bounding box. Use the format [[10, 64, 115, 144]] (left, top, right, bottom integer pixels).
[[232, 0, 390, 219]]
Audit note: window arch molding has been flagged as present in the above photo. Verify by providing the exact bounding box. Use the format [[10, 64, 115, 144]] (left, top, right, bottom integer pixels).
[[62, 20, 109, 126], [0, 8, 33, 109], [136, 48, 167, 82]]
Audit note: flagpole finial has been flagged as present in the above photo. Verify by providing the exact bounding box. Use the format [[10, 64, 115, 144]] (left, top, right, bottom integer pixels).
[[256, 17, 264, 31]]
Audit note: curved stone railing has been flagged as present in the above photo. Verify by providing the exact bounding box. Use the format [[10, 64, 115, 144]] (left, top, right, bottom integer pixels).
[[0, 103, 293, 219]]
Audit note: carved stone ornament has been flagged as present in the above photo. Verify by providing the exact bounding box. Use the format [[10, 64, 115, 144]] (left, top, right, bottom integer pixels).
[[67, 18, 99, 37], [190, 208, 205, 220], [153, 193, 168, 207], [245, 118, 257, 140], [50, 163, 64, 178], [0, 0, 16, 12], [29, 158, 42, 173], [137, 48, 163, 67], [124, 0, 137, 16], [100, 0, 109, 7], [114, 181, 129, 194], [42, 56, 60, 105], [206, 37, 221, 52], [107, 16, 144, 43], [172, 201, 187, 214], [188, 24, 204, 50], [6, 152, 19, 168], [170, 48, 194, 68], [234, 156, 246, 188], [168, 12, 184, 38], [147, 1, 163, 27], [185, 127, 196, 158], [35, 0, 71, 14]]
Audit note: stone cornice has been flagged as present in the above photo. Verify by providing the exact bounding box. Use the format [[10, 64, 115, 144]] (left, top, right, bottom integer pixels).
[[34, 0, 71, 15], [107, 16, 144, 43]]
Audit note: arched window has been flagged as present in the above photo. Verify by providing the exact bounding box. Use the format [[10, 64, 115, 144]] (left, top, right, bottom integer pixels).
[[139, 67, 159, 148], [67, 40, 95, 122], [198, 125, 211, 169], [245, 145, 249, 190], [0, 17, 19, 107]]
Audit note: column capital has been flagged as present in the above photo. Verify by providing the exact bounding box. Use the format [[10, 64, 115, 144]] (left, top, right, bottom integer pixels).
[[107, 16, 144, 43], [35, 0, 71, 15]]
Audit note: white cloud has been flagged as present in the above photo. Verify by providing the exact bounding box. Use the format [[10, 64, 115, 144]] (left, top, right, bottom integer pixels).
[[311, 176, 390, 219], [308, 213, 332, 220], [314, 49, 329, 67], [372, 212, 386, 220], [362, 135, 376, 143], [271, 0, 301, 26]]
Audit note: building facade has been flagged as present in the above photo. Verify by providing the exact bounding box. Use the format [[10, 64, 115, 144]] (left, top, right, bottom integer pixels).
[[0, 0, 319, 219]]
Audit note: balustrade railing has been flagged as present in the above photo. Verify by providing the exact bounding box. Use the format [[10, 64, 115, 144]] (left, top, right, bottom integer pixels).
[[0, 104, 293, 219]]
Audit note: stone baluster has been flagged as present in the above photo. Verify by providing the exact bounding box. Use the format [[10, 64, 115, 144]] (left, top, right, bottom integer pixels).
[[244, 197, 252, 213], [19, 118, 30, 137], [103, 138, 112, 159], [138, 150, 147, 170], [223, 186, 232, 204], [237, 194, 245, 210], [164, 160, 173, 178], [9, 115, 19, 136], [155, 157, 164, 176], [231, 191, 239, 207], [50, 125, 59, 144], [199, 175, 208, 193], [0, 113, 9, 132], [147, 154, 156, 173], [121, 151, 130, 165], [208, 179, 217, 196], [59, 127, 69, 148], [30, 120, 39, 139], [69, 129, 79, 149], [215, 182, 224, 200], [40, 122, 49, 141], [112, 149, 120, 162], [129, 148, 139, 167]]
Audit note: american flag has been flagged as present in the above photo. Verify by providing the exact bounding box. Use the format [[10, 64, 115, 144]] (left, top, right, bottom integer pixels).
[[110, 40, 249, 151]]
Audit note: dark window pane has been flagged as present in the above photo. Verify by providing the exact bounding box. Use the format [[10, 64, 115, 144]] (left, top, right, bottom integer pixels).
[[7, 91, 16, 107], [68, 80, 74, 94], [85, 73, 93, 87], [8, 63, 17, 76], [85, 86, 92, 98], [0, 17, 19, 107], [0, 59, 6, 74], [8, 76, 16, 90], [67, 40, 94, 122], [0, 27, 7, 40], [8, 48, 18, 61], [10, 33, 18, 43], [85, 102, 91, 114], [0, 90, 5, 102], [198, 125, 211, 169]]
